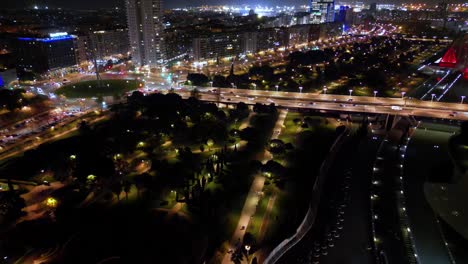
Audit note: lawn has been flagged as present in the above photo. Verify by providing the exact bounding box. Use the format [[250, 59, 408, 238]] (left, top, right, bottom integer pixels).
[[56, 79, 144, 98]]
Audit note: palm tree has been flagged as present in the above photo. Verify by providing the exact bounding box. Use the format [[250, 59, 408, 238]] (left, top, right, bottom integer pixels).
[[111, 181, 122, 201], [123, 180, 131, 200]]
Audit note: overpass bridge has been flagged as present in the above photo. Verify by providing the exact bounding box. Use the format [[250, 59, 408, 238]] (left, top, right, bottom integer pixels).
[[182, 87, 468, 121]]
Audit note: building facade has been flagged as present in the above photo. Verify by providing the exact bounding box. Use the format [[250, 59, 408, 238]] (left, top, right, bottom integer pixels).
[[16, 33, 78, 80], [88, 29, 130, 60], [192, 33, 242, 61], [310, 0, 335, 23], [126, 0, 164, 66]]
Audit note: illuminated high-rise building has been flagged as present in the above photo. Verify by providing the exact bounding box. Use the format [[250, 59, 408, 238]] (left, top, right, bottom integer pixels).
[[16, 33, 78, 80], [125, 0, 164, 66], [310, 0, 335, 23]]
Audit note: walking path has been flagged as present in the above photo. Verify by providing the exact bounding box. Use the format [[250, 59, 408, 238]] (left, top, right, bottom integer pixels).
[[221, 109, 288, 264]]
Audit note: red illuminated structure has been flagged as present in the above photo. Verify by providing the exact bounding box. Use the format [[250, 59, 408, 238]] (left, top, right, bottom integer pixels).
[[439, 47, 457, 68], [439, 34, 468, 80]]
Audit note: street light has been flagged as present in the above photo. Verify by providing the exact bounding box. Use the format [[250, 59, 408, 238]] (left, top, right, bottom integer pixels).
[[461, 96, 466, 104], [431, 93, 436, 102], [374, 90, 378, 99], [349, 89, 353, 96], [245, 245, 251, 263], [401, 91, 406, 99], [299, 86, 303, 93], [275, 85, 279, 92]]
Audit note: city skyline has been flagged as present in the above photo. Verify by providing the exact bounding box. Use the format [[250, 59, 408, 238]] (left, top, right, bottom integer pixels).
[[2, 0, 467, 10], [0, 0, 468, 262]]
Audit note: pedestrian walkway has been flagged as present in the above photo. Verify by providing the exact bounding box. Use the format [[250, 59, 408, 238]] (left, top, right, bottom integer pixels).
[[221, 109, 288, 264]]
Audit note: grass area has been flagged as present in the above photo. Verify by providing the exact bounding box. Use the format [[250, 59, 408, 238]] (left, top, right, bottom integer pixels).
[[249, 111, 338, 252], [280, 112, 303, 144], [246, 192, 271, 239], [56, 79, 144, 98], [279, 112, 336, 145]]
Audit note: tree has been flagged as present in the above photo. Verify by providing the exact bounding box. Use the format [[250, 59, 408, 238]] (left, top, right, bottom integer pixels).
[[187, 73, 209, 86], [123, 180, 132, 200], [212, 75, 230, 88], [0, 192, 26, 225], [206, 139, 214, 151], [111, 181, 123, 201]]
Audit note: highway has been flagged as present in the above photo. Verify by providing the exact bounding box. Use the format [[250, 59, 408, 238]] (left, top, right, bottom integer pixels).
[[179, 87, 468, 121]]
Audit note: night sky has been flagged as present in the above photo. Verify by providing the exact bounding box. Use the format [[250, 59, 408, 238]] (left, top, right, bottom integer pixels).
[[2, 0, 466, 10]]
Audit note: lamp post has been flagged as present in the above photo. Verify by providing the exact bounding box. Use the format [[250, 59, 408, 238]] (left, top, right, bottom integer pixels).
[[252, 83, 257, 90], [275, 85, 279, 92], [374, 90, 378, 100], [349, 89, 353, 97], [299, 86, 303, 93], [431, 93, 435, 102], [245, 245, 251, 264], [323, 88, 328, 95], [401, 91, 406, 99], [461, 96, 466, 104]]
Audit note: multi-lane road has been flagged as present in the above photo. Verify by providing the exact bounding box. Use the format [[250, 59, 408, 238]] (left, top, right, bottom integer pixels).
[[180, 87, 468, 120]]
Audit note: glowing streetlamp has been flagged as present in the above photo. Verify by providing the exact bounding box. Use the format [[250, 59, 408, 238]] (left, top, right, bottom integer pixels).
[[323, 87, 328, 94], [275, 85, 279, 92], [299, 86, 303, 93], [401, 91, 406, 99], [461, 96, 466, 104], [349, 89, 353, 96], [431, 93, 436, 102], [245, 245, 251, 263], [374, 90, 378, 99], [45, 197, 58, 208]]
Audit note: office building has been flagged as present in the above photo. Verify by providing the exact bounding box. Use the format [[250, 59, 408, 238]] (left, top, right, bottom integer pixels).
[[192, 33, 242, 61], [310, 0, 335, 23], [242, 32, 258, 54], [16, 32, 77, 80], [125, 0, 164, 66], [88, 29, 130, 60]]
